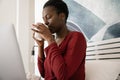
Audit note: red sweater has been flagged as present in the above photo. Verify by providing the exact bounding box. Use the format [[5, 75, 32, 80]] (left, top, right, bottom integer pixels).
[[38, 31, 87, 80]]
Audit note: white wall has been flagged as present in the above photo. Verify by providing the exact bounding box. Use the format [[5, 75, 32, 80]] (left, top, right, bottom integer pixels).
[[0, 0, 16, 25], [16, 0, 35, 74], [0, 0, 35, 74]]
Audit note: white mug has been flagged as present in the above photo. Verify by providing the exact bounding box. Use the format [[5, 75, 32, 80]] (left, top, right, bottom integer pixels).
[[31, 27, 42, 41], [34, 32, 42, 41]]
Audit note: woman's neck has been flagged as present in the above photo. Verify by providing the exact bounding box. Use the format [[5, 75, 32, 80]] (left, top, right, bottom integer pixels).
[[55, 25, 70, 45], [56, 25, 70, 39]]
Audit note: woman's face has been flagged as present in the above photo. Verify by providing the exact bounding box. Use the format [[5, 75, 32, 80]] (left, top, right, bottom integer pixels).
[[42, 6, 65, 34]]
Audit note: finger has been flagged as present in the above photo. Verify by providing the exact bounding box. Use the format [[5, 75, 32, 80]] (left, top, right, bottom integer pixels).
[[32, 24, 38, 28], [32, 32, 36, 40], [32, 23, 44, 32], [33, 23, 43, 29], [31, 28, 40, 33], [33, 32, 35, 37], [32, 24, 40, 29]]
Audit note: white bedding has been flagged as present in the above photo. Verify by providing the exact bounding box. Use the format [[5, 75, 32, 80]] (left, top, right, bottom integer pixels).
[[85, 60, 120, 80]]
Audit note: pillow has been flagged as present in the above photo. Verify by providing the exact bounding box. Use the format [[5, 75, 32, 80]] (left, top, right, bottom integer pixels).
[[116, 73, 120, 80], [85, 61, 120, 80]]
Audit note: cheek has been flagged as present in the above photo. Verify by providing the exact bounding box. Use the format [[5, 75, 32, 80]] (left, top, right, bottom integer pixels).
[[48, 18, 56, 26], [47, 17, 53, 24], [48, 19, 53, 24]]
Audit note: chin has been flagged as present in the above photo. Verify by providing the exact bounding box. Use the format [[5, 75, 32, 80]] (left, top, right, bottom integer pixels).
[[49, 29, 54, 34], [51, 31, 55, 34]]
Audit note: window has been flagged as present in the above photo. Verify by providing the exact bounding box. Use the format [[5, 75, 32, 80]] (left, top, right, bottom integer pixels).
[[34, 0, 47, 77]]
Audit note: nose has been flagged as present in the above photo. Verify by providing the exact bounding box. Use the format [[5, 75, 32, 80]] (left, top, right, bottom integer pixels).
[[44, 19, 49, 26]]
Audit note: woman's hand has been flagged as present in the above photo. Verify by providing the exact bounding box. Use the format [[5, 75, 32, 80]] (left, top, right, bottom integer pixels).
[[32, 32, 44, 47], [32, 29, 45, 60], [31, 23, 55, 45]]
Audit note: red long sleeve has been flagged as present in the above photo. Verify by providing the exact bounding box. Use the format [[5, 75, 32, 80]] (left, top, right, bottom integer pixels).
[[38, 31, 86, 80], [38, 57, 45, 78]]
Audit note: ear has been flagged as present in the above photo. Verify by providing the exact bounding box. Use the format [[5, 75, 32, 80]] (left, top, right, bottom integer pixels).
[[60, 13, 65, 20]]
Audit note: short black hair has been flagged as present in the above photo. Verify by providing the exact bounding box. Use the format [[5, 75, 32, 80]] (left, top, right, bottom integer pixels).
[[43, 0, 69, 22]]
